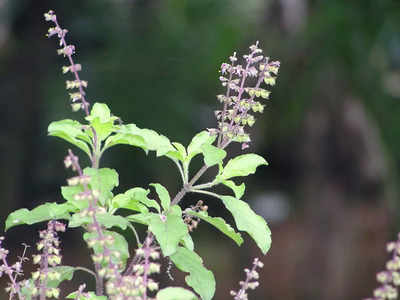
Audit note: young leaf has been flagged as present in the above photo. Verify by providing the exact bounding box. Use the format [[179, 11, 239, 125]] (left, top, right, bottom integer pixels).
[[69, 212, 129, 230], [219, 153, 268, 180], [150, 183, 171, 211], [148, 205, 188, 256], [85, 103, 118, 141], [201, 143, 226, 167], [187, 131, 216, 161], [115, 187, 160, 213], [185, 210, 243, 246], [5, 203, 73, 231], [220, 180, 245, 199], [170, 247, 215, 300], [48, 119, 91, 156], [219, 195, 271, 254], [84, 230, 129, 267], [170, 142, 187, 161], [111, 191, 149, 213], [127, 212, 152, 225], [84, 167, 119, 206], [156, 287, 199, 300]]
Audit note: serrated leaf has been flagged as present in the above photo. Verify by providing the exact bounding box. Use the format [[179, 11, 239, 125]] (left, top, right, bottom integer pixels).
[[84, 168, 119, 206], [48, 119, 91, 156], [187, 131, 216, 161], [69, 212, 129, 230], [150, 183, 171, 211], [170, 247, 215, 300], [201, 144, 226, 167], [186, 210, 243, 246], [149, 205, 188, 256], [219, 195, 271, 254], [219, 154, 268, 180], [221, 180, 245, 199], [5, 203, 73, 231], [84, 230, 129, 267], [156, 287, 199, 300]]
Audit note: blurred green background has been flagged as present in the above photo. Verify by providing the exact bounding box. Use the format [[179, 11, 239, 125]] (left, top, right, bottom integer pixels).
[[1, 0, 400, 299]]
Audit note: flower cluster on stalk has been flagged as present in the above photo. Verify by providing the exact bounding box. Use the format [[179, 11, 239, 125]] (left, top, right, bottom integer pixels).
[[44, 10, 90, 114], [215, 42, 280, 150], [0, 237, 29, 298], [31, 221, 66, 299], [364, 234, 400, 300], [183, 200, 208, 232], [230, 258, 264, 300]]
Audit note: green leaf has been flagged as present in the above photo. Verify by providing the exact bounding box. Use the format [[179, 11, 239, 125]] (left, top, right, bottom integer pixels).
[[219, 154, 268, 180], [115, 187, 160, 213], [186, 210, 243, 246], [220, 180, 245, 199], [111, 191, 149, 213], [187, 131, 216, 161], [172, 142, 187, 160], [46, 266, 76, 288], [67, 291, 107, 300], [48, 119, 91, 156], [85, 103, 118, 141], [219, 195, 271, 254], [118, 124, 175, 157], [170, 247, 215, 300], [127, 212, 152, 225], [5, 203, 73, 231], [21, 266, 76, 300], [69, 212, 129, 230], [181, 233, 194, 251], [156, 287, 199, 300], [149, 205, 188, 256], [61, 185, 88, 210], [84, 168, 119, 206], [150, 183, 171, 211], [84, 230, 129, 267], [104, 132, 146, 150], [201, 144, 226, 167]]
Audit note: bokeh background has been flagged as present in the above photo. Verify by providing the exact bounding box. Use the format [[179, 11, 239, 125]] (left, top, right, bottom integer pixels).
[[1, 0, 400, 299]]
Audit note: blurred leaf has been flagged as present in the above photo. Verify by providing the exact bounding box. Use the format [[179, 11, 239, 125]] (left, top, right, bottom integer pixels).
[[69, 212, 129, 230], [186, 210, 243, 246], [219, 195, 271, 254], [156, 287, 198, 300], [170, 247, 215, 300], [84, 230, 129, 267]]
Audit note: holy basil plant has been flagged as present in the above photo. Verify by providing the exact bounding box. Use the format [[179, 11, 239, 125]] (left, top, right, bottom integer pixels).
[[0, 9, 280, 300]]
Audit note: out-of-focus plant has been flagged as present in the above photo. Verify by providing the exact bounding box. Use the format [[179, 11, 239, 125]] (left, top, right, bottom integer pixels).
[[0, 10, 280, 300]]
